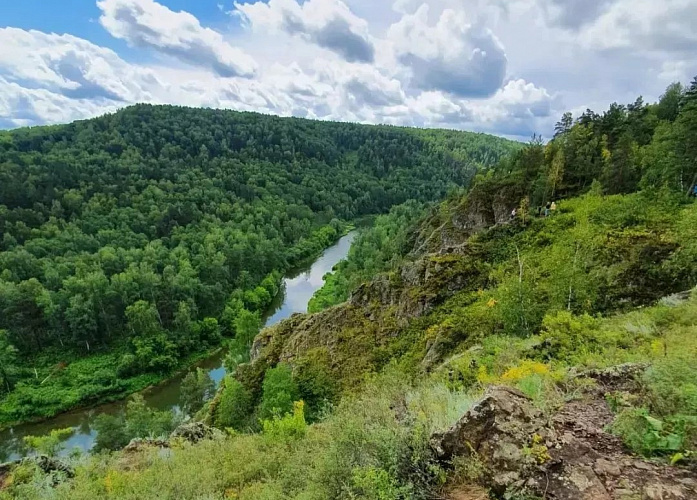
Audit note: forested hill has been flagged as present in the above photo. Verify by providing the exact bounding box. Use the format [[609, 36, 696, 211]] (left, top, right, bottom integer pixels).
[[0, 105, 518, 425]]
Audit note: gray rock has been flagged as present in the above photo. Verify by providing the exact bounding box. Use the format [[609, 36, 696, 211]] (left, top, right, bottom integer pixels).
[[170, 421, 224, 444], [123, 438, 170, 452], [431, 386, 548, 495]]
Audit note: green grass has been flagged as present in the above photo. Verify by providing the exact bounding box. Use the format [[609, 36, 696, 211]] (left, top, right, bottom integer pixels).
[[5, 293, 697, 499]]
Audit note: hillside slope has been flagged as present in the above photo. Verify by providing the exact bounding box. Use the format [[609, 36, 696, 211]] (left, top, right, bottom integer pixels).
[[0, 105, 518, 426], [3, 81, 697, 499]]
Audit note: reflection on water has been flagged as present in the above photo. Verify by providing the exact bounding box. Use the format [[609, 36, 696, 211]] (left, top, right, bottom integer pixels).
[[0, 232, 355, 462]]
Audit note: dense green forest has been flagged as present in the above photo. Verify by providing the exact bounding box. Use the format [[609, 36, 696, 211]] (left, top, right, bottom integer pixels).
[[0, 105, 517, 426], [4, 78, 697, 500], [308, 78, 697, 314]]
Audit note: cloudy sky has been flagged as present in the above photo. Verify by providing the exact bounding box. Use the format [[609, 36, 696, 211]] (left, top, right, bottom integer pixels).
[[1, 0, 695, 139]]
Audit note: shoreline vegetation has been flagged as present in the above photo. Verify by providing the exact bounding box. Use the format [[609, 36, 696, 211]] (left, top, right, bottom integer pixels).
[[0, 106, 516, 432], [0, 222, 350, 431]]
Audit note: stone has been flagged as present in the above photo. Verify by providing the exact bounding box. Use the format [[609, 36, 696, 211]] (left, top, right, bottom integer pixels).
[[431, 386, 548, 496], [123, 438, 170, 453], [594, 458, 622, 477], [170, 421, 224, 444]]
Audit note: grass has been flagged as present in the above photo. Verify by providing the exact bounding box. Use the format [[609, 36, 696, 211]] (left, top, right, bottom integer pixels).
[[5, 294, 697, 499]]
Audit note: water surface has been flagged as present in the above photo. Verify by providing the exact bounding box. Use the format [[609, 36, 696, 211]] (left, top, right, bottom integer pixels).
[[0, 232, 355, 462]]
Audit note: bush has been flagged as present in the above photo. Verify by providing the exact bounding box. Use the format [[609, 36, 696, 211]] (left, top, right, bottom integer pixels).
[[539, 311, 601, 360], [180, 368, 215, 416], [609, 408, 686, 456], [262, 401, 307, 443], [215, 375, 253, 430], [259, 363, 300, 419]]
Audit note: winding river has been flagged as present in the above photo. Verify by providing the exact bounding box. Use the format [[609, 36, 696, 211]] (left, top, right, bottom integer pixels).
[[0, 232, 356, 462]]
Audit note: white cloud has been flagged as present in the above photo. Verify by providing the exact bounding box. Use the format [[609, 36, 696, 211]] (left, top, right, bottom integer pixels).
[[97, 0, 257, 77], [575, 0, 697, 54], [14, 0, 685, 140], [0, 77, 120, 128], [387, 4, 507, 97], [0, 28, 161, 102], [235, 0, 375, 63]]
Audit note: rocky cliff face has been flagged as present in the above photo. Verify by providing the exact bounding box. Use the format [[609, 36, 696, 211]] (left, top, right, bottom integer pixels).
[[434, 375, 697, 500], [239, 183, 523, 396]]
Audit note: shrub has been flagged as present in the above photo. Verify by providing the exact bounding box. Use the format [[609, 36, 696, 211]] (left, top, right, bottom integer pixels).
[[539, 311, 601, 360], [215, 375, 253, 430], [262, 401, 307, 443], [23, 427, 74, 456], [180, 368, 215, 416], [609, 408, 686, 456], [259, 363, 300, 419]]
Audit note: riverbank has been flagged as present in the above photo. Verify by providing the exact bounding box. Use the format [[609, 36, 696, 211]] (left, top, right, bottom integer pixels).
[[0, 222, 353, 432], [0, 230, 358, 460]]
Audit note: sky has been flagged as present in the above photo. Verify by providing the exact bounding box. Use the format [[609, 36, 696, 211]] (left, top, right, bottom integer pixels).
[[0, 0, 696, 139]]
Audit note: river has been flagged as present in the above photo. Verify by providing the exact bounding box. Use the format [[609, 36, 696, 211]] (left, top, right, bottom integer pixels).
[[0, 232, 356, 462]]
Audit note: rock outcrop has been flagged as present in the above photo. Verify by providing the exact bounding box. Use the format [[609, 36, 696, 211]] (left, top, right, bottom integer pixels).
[[433, 384, 697, 500], [170, 421, 224, 443], [431, 386, 553, 496], [0, 455, 74, 488], [123, 438, 170, 453]]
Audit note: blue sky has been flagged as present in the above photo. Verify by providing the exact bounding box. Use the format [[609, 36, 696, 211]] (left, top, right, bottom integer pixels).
[[1, 0, 696, 138]]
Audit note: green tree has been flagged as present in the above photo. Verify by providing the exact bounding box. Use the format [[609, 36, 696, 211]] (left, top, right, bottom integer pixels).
[[180, 368, 215, 416], [215, 376, 252, 430], [657, 82, 684, 122], [234, 309, 262, 348], [260, 363, 301, 419], [93, 414, 129, 452], [0, 330, 18, 393]]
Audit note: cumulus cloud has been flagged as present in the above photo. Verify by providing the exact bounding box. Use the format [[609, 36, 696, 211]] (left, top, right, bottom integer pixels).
[[97, 0, 257, 77], [398, 79, 554, 137], [0, 2, 564, 139], [0, 77, 121, 128], [387, 4, 507, 98], [0, 28, 160, 102], [576, 0, 697, 54], [235, 0, 375, 63], [539, 0, 613, 29]]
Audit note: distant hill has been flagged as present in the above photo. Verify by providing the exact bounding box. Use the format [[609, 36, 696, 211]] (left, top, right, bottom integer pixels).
[[0, 105, 519, 425]]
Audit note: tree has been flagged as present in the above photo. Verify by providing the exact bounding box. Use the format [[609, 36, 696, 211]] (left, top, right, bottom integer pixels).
[[180, 368, 215, 416], [0, 330, 17, 393], [234, 309, 262, 348], [93, 414, 129, 452], [554, 112, 573, 138], [215, 376, 253, 430], [548, 149, 565, 199], [675, 76, 697, 195], [657, 82, 684, 122], [259, 363, 300, 419]]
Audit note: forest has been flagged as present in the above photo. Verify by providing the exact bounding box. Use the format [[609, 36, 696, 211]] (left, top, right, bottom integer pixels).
[[3, 77, 697, 500], [0, 105, 517, 425], [308, 78, 697, 313]]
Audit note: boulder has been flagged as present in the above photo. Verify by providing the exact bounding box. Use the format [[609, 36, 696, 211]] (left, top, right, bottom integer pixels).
[[170, 421, 224, 444], [123, 438, 170, 453], [30, 455, 74, 479], [431, 386, 551, 495]]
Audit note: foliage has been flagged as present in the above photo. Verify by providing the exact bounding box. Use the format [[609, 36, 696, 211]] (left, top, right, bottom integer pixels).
[[259, 363, 301, 419], [309, 201, 426, 312], [0, 106, 515, 425], [22, 428, 74, 456], [179, 368, 215, 416], [261, 401, 307, 443], [92, 394, 179, 452], [609, 408, 688, 456], [4, 372, 473, 499], [215, 376, 253, 431]]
